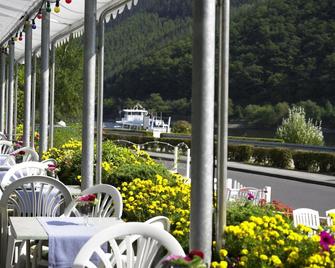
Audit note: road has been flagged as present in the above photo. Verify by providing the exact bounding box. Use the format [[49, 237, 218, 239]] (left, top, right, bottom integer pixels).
[[228, 170, 335, 214], [155, 159, 335, 215]]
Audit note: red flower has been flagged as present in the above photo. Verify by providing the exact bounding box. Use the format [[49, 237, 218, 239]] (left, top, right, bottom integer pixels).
[[188, 249, 204, 259], [79, 194, 96, 202]]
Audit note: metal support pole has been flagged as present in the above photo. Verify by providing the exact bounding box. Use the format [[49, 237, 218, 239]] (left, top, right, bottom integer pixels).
[[190, 0, 216, 263], [39, 8, 50, 157], [96, 19, 105, 185], [7, 40, 15, 141], [49, 44, 55, 148], [216, 0, 230, 252], [5, 63, 8, 135], [0, 52, 6, 133], [31, 54, 36, 148], [82, 0, 97, 190], [24, 22, 32, 146], [186, 148, 191, 179], [13, 63, 18, 137]]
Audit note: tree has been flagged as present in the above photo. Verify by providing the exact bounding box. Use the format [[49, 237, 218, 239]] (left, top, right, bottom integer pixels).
[[276, 106, 324, 145]]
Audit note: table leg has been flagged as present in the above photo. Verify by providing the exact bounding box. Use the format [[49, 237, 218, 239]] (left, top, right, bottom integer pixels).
[[6, 235, 15, 268], [26, 240, 31, 268]]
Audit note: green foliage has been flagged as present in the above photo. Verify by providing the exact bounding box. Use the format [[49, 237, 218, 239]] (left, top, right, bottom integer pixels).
[[53, 124, 82, 148], [101, 140, 173, 186], [43, 139, 175, 186], [253, 147, 270, 165], [228, 145, 253, 162], [227, 201, 276, 226], [268, 148, 292, 169], [172, 120, 191, 134], [292, 151, 335, 173], [276, 106, 324, 145], [54, 39, 83, 122]]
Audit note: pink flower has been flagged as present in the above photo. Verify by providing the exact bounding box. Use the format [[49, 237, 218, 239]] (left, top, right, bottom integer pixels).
[[320, 231, 335, 251], [47, 164, 57, 171], [247, 192, 255, 200]]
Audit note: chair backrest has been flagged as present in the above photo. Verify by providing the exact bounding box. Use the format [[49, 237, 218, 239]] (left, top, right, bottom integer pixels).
[[63, 184, 123, 218], [72, 222, 185, 268], [1, 161, 49, 189], [0, 175, 72, 262], [0, 141, 13, 154], [145, 216, 170, 232], [293, 208, 320, 230], [0, 155, 16, 167], [10, 146, 39, 162], [326, 209, 335, 226]]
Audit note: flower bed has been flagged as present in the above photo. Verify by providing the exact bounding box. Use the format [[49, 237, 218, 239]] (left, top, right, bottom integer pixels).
[[213, 214, 335, 267]]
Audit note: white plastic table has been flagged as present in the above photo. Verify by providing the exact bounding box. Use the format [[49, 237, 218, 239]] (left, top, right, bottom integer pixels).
[[8, 217, 124, 268]]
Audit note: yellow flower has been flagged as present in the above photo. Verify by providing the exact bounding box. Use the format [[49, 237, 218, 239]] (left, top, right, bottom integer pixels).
[[270, 255, 282, 266], [260, 254, 268, 261], [218, 261, 228, 268], [241, 249, 248, 255], [220, 249, 228, 258]]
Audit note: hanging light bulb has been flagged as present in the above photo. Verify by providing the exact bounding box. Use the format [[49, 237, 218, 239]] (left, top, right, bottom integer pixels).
[[37, 9, 43, 19], [46, 1, 52, 13], [15, 32, 18, 42], [19, 32, 23, 41], [65, 0, 72, 4], [32, 19, 37, 29], [54, 0, 60, 13]]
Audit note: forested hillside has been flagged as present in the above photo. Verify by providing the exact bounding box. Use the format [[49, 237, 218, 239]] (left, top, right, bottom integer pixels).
[[103, 0, 335, 120], [36, 0, 335, 126]]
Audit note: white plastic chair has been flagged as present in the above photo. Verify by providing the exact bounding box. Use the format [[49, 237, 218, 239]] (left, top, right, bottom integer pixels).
[[73, 222, 185, 268], [0, 132, 7, 140], [0, 175, 72, 267], [326, 209, 335, 226], [145, 216, 170, 232], [0, 140, 13, 154], [0, 161, 50, 190], [63, 184, 123, 218], [293, 208, 320, 230], [10, 146, 39, 162]]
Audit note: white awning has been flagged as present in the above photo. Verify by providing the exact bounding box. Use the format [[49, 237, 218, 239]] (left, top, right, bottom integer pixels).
[[0, 0, 138, 61]]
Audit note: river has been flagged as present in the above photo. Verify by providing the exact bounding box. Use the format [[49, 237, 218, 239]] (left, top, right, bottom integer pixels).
[[104, 121, 335, 147]]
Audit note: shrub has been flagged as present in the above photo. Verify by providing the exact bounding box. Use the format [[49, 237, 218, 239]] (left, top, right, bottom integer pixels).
[[276, 106, 324, 145], [318, 153, 335, 173], [43, 139, 82, 185], [228, 145, 253, 162], [292, 151, 319, 172], [253, 147, 270, 165], [268, 148, 292, 169], [172, 120, 192, 134], [43, 139, 174, 186]]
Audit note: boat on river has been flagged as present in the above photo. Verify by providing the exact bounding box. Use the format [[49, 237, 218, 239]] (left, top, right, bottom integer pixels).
[[115, 103, 171, 134]]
